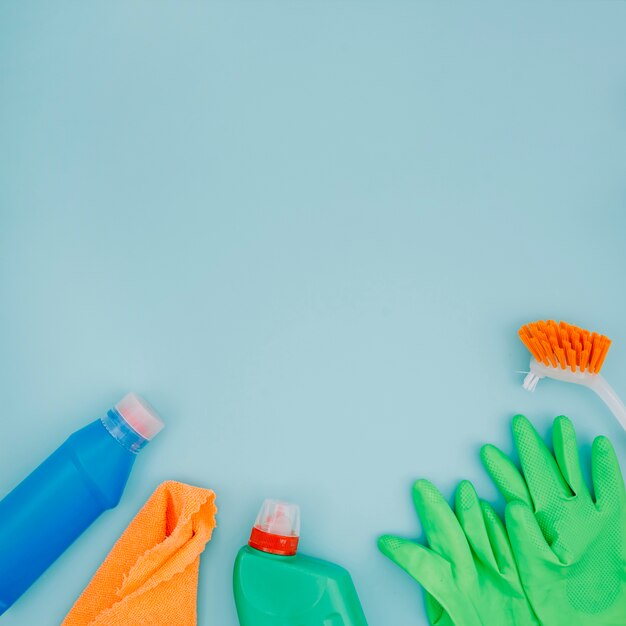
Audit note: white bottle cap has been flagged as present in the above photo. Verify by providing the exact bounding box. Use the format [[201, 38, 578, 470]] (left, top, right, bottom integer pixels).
[[255, 500, 301, 537], [115, 392, 164, 440]]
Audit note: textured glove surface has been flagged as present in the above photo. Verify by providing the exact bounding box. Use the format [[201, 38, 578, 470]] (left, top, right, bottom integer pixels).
[[482, 415, 626, 626]]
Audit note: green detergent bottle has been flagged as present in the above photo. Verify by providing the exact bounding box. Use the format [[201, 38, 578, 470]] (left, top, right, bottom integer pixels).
[[233, 499, 368, 626]]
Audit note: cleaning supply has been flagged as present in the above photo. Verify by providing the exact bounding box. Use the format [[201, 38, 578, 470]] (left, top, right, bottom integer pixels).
[[233, 499, 368, 626], [63, 480, 217, 626], [518, 319, 626, 429], [0, 393, 164, 614], [481, 414, 626, 626], [379, 480, 538, 626]]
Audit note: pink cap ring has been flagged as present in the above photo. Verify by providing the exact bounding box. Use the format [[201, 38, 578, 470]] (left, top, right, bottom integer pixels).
[[115, 392, 164, 441]]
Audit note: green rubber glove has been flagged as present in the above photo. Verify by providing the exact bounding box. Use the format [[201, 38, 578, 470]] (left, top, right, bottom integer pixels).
[[481, 415, 626, 626], [378, 479, 539, 626]]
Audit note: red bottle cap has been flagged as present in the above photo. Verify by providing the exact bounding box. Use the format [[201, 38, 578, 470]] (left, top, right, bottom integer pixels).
[[249, 526, 299, 556], [248, 500, 300, 556]]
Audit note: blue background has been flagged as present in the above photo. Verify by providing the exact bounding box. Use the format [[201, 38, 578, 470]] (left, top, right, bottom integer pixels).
[[1, 2, 626, 624]]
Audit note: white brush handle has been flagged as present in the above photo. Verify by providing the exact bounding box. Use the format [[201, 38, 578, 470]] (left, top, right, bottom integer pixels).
[[588, 375, 626, 431], [524, 359, 626, 432]]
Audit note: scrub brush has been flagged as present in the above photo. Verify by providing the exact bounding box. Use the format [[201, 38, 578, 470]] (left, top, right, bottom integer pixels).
[[519, 320, 626, 430]]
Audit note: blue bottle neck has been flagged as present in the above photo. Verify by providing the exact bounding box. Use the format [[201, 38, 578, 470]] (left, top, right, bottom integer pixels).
[[100, 408, 149, 454]]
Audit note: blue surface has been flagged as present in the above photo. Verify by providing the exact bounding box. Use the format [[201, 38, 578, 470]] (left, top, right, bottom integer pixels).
[[1, 2, 626, 624]]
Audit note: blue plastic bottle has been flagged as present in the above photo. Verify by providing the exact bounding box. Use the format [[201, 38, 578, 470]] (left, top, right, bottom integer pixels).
[[0, 393, 164, 615]]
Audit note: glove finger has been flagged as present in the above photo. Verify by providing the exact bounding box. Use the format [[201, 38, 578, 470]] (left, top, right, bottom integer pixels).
[[481, 444, 533, 506], [413, 479, 474, 570], [455, 481, 498, 572], [378, 535, 455, 600], [552, 415, 589, 499], [591, 435, 626, 509], [425, 593, 453, 626], [479, 500, 516, 576], [505, 501, 559, 576], [511, 415, 572, 509]]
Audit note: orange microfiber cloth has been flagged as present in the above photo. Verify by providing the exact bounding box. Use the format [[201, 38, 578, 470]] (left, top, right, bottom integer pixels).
[[63, 480, 217, 626]]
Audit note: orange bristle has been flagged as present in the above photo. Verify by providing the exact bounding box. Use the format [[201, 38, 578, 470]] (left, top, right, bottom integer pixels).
[[518, 320, 611, 375]]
